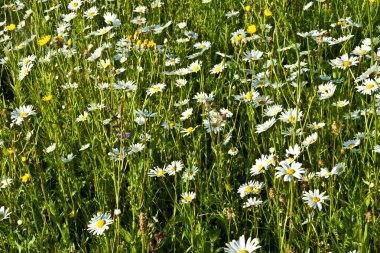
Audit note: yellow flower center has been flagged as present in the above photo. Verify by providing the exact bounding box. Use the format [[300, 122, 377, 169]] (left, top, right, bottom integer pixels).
[[235, 35, 243, 41], [349, 143, 355, 149], [199, 44, 205, 49], [186, 127, 193, 133], [343, 60, 351, 67], [258, 100, 266, 105], [20, 112, 28, 117], [89, 12, 95, 17], [253, 188, 261, 193], [287, 116, 294, 122], [80, 115, 87, 121], [365, 84, 375, 89], [286, 169, 295, 175], [73, 3, 78, 7], [117, 153, 124, 159], [211, 122, 218, 127], [157, 170, 165, 176], [191, 66, 200, 72], [184, 196, 192, 202], [245, 186, 253, 192], [169, 122, 176, 127], [244, 93, 252, 100], [214, 66, 222, 72], [95, 219, 106, 228], [238, 250, 249, 253], [312, 197, 320, 203], [0, 214, 4, 220], [360, 50, 367, 55], [153, 86, 161, 92]]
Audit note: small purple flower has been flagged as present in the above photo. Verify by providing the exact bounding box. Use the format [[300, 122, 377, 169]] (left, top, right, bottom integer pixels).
[[116, 131, 131, 139]]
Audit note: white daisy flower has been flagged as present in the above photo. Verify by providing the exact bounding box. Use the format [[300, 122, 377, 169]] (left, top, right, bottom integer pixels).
[[87, 213, 113, 235], [302, 189, 329, 211]]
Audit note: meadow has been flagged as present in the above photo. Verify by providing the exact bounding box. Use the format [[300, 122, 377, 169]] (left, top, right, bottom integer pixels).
[[0, 0, 380, 252]]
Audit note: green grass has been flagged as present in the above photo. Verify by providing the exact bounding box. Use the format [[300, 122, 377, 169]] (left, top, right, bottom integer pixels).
[[0, 0, 380, 252]]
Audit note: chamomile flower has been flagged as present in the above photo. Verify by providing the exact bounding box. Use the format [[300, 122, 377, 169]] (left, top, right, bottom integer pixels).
[[182, 165, 199, 180], [147, 83, 166, 96], [181, 192, 196, 203], [79, 143, 90, 151], [18, 63, 34, 80], [242, 50, 264, 62], [148, 166, 166, 177], [224, 235, 261, 253], [307, 122, 326, 130], [343, 139, 360, 149], [84, 6, 98, 19], [188, 60, 202, 73], [234, 91, 259, 102], [68, 0, 82, 11], [0, 206, 11, 221], [318, 82, 336, 100], [302, 189, 329, 211], [133, 6, 147, 13], [46, 143, 57, 153], [87, 213, 113, 235], [76, 111, 89, 122], [61, 153, 75, 163], [330, 53, 358, 69], [238, 181, 265, 198], [243, 197, 263, 208], [181, 126, 197, 136], [275, 161, 304, 181], [131, 16, 146, 25], [228, 147, 239, 156], [286, 144, 302, 160], [165, 57, 180, 66], [0, 177, 12, 190], [279, 108, 303, 124], [332, 100, 349, 108], [352, 44, 371, 56], [356, 78, 378, 95], [194, 41, 211, 51], [11, 105, 36, 125], [250, 156, 269, 175], [108, 148, 127, 161], [127, 143, 144, 154], [302, 132, 318, 147], [180, 108, 193, 121], [210, 63, 226, 74], [331, 162, 346, 175], [255, 118, 276, 133], [165, 161, 184, 175], [264, 104, 283, 117]]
